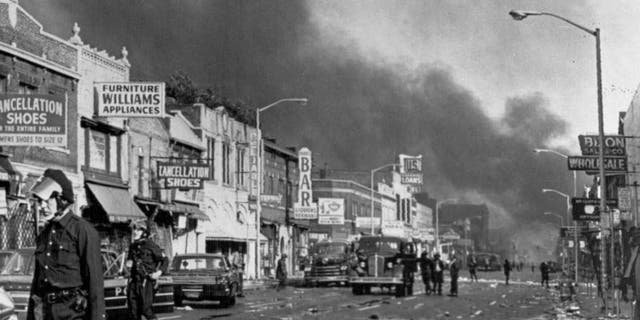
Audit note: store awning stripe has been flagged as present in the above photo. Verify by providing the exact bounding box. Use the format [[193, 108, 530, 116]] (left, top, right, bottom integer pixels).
[[86, 182, 146, 222], [159, 203, 209, 221]]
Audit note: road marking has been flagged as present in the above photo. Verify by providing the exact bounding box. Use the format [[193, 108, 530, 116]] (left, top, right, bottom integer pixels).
[[414, 303, 424, 309], [358, 305, 380, 311]]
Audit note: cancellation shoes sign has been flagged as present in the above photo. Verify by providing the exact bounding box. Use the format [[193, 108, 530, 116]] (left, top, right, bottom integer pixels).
[[0, 94, 67, 147], [157, 162, 210, 189], [294, 147, 317, 219], [95, 82, 165, 117], [571, 198, 618, 221], [318, 198, 345, 225], [567, 156, 627, 173]]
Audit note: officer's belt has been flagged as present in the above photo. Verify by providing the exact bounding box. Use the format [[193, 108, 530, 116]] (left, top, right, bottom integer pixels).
[[43, 287, 85, 304]]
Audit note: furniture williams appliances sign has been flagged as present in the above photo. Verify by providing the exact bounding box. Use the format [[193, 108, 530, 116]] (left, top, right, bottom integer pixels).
[[0, 94, 67, 147], [95, 82, 165, 117], [157, 162, 210, 189]]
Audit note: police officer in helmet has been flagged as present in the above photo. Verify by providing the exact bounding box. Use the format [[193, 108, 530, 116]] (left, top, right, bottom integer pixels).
[[27, 169, 105, 320], [126, 220, 168, 320]]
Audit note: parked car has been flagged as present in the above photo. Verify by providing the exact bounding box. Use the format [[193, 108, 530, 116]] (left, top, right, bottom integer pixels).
[[304, 239, 352, 287], [170, 253, 241, 307], [0, 248, 174, 319], [349, 236, 417, 297]]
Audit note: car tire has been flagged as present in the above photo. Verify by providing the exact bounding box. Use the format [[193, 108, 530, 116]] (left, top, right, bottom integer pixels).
[[352, 284, 362, 295], [174, 294, 184, 307], [395, 284, 408, 297], [407, 283, 413, 296]]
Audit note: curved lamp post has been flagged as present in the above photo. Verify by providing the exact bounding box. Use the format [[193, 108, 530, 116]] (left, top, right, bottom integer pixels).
[[370, 163, 398, 235], [255, 98, 308, 279], [514, 10, 604, 306]]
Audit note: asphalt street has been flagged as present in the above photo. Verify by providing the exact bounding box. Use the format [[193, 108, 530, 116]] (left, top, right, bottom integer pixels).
[[164, 270, 568, 320]]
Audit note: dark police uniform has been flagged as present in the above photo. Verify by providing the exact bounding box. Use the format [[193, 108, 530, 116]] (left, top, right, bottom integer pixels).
[[27, 211, 105, 320], [127, 238, 168, 320]]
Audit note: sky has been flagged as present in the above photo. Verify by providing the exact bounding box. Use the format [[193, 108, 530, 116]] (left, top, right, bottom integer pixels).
[[17, 0, 640, 256]]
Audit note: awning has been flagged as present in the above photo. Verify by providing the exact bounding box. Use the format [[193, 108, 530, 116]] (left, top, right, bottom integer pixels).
[[260, 206, 286, 225], [160, 202, 210, 221], [86, 182, 146, 223], [205, 214, 267, 242]]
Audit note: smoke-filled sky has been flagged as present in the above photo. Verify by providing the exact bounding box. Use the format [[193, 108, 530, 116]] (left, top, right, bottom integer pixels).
[[19, 0, 640, 250]]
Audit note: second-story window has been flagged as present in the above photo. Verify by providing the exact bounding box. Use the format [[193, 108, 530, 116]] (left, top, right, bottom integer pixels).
[[18, 82, 37, 94], [236, 147, 246, 187], [222, 142, 231, 184], [88, 129, 107, 171], [137, 155, 144, 196], [207, 137, 216, 181], [0, 76, 7, 93]]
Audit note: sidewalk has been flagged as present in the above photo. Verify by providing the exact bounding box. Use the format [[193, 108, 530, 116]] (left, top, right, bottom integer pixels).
[[244, 273, 306, 291]]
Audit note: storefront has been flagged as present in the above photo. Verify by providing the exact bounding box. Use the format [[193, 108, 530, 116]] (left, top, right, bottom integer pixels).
[[83, 180, 147, 253], [0, 154, 31, 250]]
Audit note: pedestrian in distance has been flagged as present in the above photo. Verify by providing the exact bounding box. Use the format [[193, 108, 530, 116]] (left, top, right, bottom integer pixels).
[[468, 253, 478, 282], [419, 250, 433, 295], [540, 261, 550, 288], [276, 253, 288, 291], [432, 253, 445, 296], [448, 255, 459, 297], [503, 259, 512, 285], [230, 250, 245, 297], [531, 262, 535, 273], [27, 169, 105, 320], [126, 220, 169, 320]]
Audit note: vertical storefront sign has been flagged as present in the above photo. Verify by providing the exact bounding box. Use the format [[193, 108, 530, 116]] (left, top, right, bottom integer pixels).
[[294, 147, 317, 219]]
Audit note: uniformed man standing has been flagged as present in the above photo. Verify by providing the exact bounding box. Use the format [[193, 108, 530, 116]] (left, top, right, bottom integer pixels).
[[126, 220, 168, 320], [27, 169, 105, 320]]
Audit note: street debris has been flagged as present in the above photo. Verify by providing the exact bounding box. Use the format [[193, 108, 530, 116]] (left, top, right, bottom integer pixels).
[[489, 300, 497, 306]]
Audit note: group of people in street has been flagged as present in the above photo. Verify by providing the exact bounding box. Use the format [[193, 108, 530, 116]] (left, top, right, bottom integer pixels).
[[26, 169, 169, 320], [419, 251, 456, 296]]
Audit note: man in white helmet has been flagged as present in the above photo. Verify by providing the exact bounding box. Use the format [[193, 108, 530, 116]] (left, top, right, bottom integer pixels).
[[27, 169, 105, 320]]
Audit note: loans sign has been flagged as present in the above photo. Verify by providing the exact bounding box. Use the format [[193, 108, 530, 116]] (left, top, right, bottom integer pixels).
[[95, 82, 165, 117], [578, 135, 626, 156], [567, 156, 627, 172], [294, 147, 317, 219], [399, 154, 423, 193], [157, 162, 210, 189], [0, 94, 67, 147]]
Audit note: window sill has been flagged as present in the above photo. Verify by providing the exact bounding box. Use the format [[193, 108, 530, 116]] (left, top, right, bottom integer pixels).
[[44, 146, 71, 154]]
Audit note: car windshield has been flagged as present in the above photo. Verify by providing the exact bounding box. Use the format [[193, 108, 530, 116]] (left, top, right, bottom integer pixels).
[[358, 238, 400, 253], [0, 251, 35, 275], [311, 243, 347, 256], [173, 256, 227, 271]]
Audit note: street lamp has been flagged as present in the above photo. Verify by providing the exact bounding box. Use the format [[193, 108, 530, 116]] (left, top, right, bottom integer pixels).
[[542, 188, 571, 221], [534, 148, 577, 197], [370, 163, 398, 235], [255, 98, 308, 279], [513, 10, 605, 306], [435, 198, 458, 254]]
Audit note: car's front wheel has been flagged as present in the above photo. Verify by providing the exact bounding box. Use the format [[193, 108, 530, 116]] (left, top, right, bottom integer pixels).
[[174, 294, 184, 307]]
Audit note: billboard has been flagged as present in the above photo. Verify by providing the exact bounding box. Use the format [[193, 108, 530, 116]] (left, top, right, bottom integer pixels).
[[294, 147, 317, 219], [95, 82, 165, 117], [0, 94, 67, 147], [399, 154, 422, 193], [157, 162, 210, 189], [318, 198, 345, 225]]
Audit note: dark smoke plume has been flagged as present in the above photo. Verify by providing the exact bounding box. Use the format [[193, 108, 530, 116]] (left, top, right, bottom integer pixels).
[[22, 0, 575, 258]]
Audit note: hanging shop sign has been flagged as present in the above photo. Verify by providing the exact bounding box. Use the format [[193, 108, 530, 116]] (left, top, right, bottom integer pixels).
[[571, 197, 618, 221], [157, 162, 210, 189], [567, 156, 627, 172], [578, 135, 626, 156], [318, 198, 344, 225], [0, 94, 67, 147], [294, 147, 317, 219], [618, 187, 632, 211], [95, 82, 165, 117]]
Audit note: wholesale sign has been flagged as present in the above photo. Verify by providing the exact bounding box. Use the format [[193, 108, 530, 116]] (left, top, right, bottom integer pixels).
[[318, 198, 345, 225], [95, 82, 165, 117], [294, 147, 317, 219], [0, 94, 67, 147], [567, 156, 627, 172], [157, 162, 210, 189]]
